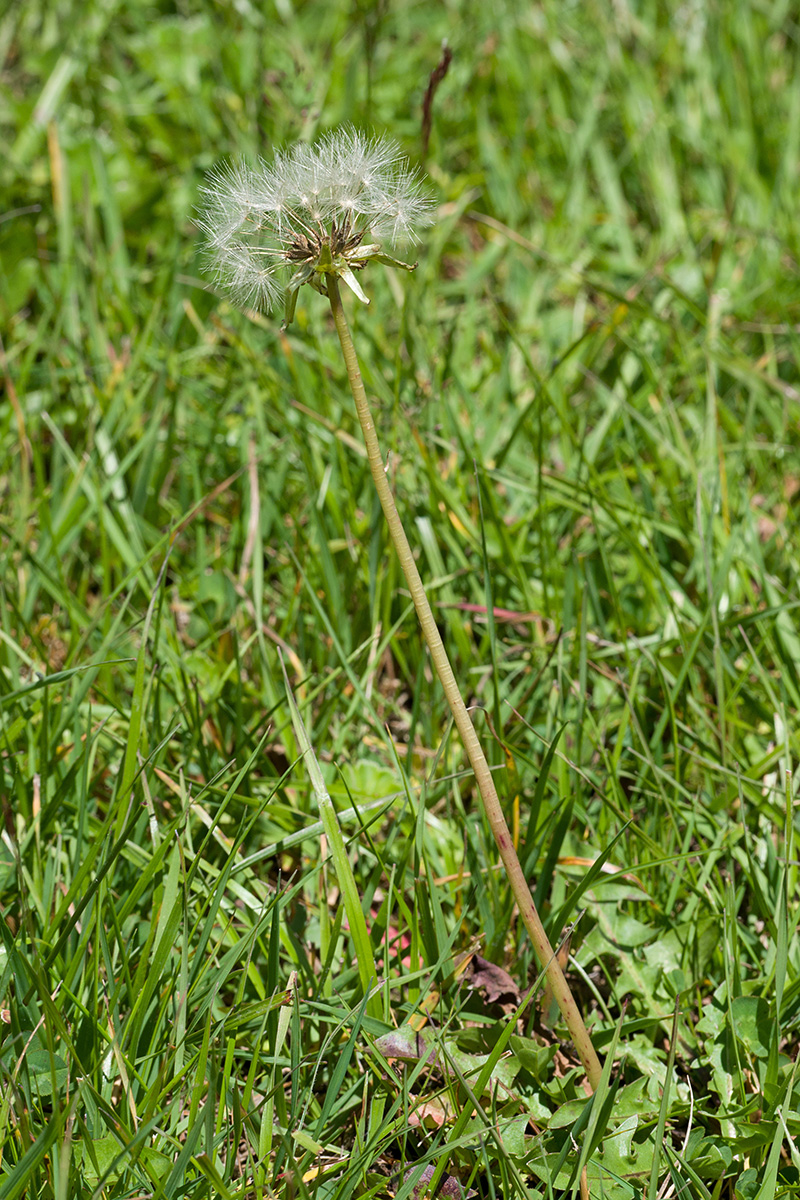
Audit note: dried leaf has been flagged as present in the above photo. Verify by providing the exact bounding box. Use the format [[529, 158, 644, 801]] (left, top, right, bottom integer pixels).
[[466, 955, 521, 1006], [403, 1164, 477, 1198]]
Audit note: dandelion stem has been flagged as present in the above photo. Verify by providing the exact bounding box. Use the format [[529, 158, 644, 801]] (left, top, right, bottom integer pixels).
[[326, 273, 603, 1090]]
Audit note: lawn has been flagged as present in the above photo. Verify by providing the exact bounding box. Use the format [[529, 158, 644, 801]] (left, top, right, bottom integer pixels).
[[2, 1, 800, 1196]]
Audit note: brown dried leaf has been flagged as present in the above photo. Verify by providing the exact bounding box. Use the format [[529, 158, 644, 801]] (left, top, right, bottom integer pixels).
[[403, 1164, 478, 1198], [466, 955, 521, 1006]]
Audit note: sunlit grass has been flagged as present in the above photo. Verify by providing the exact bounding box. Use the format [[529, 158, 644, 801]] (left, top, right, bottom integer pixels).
[[2, 1, 800, 1196]]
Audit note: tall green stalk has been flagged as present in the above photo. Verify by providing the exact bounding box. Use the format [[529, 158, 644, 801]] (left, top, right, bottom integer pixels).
[[326, 273, 602, 1089]]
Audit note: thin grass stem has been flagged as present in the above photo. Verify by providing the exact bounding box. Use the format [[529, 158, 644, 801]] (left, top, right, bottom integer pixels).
[[326, 272, 602, 1089]]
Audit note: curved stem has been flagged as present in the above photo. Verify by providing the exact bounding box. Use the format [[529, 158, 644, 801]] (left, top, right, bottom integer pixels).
[[326, 275, 602, 1089]]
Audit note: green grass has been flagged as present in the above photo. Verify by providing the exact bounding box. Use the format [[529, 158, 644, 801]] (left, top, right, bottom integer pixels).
[[2, 0, 800, 1196]]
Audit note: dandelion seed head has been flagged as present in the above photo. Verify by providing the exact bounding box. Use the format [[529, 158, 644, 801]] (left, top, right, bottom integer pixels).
[[197, 127, 434, 315]]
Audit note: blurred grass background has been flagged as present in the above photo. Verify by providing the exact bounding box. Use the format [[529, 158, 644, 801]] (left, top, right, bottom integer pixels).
[[2, 0, 800, 1196]]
